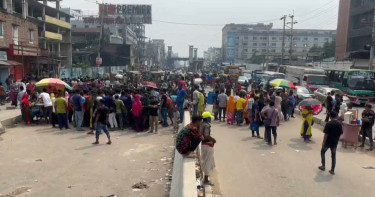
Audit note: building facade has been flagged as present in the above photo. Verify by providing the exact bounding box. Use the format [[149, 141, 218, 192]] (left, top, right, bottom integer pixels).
[[222, 23, 336, 63], [203, 47, 221, 66], [0, 0, 72, 83]]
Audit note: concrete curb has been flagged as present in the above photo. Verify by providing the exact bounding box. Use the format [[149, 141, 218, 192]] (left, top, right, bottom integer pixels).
[[0, 115, 22, 134], [170, 111, 197, 197]]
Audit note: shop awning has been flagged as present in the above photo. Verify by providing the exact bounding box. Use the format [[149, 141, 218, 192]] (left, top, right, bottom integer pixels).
[[0, 60, 22, 66]]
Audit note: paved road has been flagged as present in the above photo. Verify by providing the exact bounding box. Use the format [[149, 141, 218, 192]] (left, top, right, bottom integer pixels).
[[0, 124, 175, 197], [210, 116, 375, 197]]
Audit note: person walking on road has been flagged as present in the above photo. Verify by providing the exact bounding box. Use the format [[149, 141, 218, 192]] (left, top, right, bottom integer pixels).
[[217, 90, 228, 122], [236, 94, 246, 125], [226, 95, 236, 125], [251, 97, 262, 138], [324, 92, 334, 122], [287, 90, 296, 119], [261, 101, 279, 145], [359, 104, 374, 151], [319, 111, 342, 175], [301, 106, 314, 143], [200, 112, 216, 186], [93, 99, 111, 145]]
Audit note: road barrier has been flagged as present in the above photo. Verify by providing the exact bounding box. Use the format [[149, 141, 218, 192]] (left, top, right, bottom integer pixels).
[[170, 111, 197, 197]]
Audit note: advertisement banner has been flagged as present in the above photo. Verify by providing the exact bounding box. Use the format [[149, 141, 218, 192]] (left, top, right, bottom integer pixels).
[[99, 4, 152, 24], [71, 68, 82, 79], [59, 68, 70, 79]]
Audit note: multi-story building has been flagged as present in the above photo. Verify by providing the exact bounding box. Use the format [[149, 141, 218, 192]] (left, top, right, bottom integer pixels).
[[222, 23, 336, 63], [65, 9, 138, 69], [336, 0, 375, 64], [0, 0, 72, 82], [203, 47, 221, 66]]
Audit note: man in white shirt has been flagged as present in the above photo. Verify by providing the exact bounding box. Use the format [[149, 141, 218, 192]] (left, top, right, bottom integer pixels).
[[192, 85, 200, 116], [17, 86, 26, 106], [38, 88, 53, 124]]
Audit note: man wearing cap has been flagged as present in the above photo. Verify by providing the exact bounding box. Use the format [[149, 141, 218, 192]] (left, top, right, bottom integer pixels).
[[200, 111, 216, 185], [359, 103, 374, 151]]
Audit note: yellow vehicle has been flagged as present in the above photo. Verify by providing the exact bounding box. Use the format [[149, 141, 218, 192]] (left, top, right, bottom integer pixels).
[[224, 65, 242, 83]]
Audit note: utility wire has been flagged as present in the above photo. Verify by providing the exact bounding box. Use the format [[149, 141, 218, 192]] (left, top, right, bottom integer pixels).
[[297, 0, 337, 20], [153, 18, 280, 26]]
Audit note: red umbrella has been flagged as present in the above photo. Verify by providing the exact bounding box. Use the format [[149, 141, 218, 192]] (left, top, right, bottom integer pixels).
[[299, 105, 323, 115], [142, 81, 157, 89]]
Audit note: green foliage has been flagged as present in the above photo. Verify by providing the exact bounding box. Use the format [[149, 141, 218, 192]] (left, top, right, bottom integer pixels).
[[249, 55, 264, 64], [309, 40, 336, 59]]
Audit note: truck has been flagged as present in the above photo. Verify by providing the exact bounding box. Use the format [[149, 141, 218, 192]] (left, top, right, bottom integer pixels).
[[279, 65, 329, 91]]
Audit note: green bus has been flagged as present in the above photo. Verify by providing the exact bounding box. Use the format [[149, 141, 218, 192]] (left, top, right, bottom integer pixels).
[[324, 69, 375, 105]]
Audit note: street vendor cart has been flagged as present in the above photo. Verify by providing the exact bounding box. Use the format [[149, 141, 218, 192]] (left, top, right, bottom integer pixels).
[[341, 123, 361, 149]]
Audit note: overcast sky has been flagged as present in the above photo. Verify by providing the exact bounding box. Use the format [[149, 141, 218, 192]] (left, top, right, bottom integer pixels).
[[61, 0, 339, 57]]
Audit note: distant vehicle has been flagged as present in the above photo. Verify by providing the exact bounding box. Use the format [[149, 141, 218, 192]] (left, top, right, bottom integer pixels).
[[325, 69, 375, 105], [279, 65, 329, 91], [314, 87, 350, 105], [295, 86, 315, 103], [238, 76, 249, 86], [251, 70, 265, 85], [260, 71, 286, 91], [224, 65, 242, 84]]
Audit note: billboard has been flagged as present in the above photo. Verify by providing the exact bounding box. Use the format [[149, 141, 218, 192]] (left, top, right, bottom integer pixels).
[[99, 4, 152, 24]]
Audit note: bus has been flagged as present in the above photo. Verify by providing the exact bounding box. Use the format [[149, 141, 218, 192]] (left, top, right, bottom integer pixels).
[[325, 69, 375, 105], [279, 65, 329, 91]]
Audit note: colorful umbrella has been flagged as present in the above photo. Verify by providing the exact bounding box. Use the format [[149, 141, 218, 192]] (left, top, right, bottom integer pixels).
[[298, 98, 322, 115], [36, 78, 72, 90], [270, 79, 296, 89], [142, 81, 158, 89]]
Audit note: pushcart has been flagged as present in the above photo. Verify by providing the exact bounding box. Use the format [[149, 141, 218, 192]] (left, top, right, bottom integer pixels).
[[341, 123, 361, 149]]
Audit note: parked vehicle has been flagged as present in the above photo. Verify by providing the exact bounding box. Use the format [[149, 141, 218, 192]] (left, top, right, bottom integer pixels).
[[279, 65, 329, 91], [260, 71, 286, 91], [238, 76, 250, 86], [314, 87, 350, 105], [325, 69, 375, 105], [296, 86, 315, 103]]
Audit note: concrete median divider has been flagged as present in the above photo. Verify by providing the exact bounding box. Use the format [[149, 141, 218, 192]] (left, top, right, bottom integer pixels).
[[170, 111, 197, 197]]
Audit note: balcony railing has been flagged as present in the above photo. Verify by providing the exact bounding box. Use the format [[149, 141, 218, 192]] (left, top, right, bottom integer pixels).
[[45, 15, 71, 29]]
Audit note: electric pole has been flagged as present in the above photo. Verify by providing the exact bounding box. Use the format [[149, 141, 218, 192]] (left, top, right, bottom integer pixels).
[[287, 15, 298, 64], [280, 15, 287, 65]]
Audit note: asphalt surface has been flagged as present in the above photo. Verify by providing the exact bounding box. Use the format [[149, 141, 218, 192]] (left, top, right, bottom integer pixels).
[[0, 124, 176, 197], [210, 116, 375, 197]]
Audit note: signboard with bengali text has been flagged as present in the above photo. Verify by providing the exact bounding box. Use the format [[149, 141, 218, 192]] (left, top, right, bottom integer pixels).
[[99, 4, 152, 24]]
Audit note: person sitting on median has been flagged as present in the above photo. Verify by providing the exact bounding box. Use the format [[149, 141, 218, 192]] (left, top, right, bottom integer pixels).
[[176, 115, 204, 156]]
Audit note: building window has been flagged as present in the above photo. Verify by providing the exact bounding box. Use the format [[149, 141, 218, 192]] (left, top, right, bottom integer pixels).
[[271, 43, 276, 47], [279, 37, 283, 40], [262, 43, 267, 47], [29, 29, 34, 43], [252, 49, 257, 52], [314, 38, 319, 41], [262, 49, 267, 52], [272, 37, 277, 40], [244, 49, 248, 52], [304, 37, 308, 41], [243, 42, 248, 46], [85, 25, 89, 28], [253, 43, 257, 46], [12, 25, 19, 45], [0, 21, 3, 38], [244, 36, 248, 39], [271, 49, 276, 52], [313, 44, 318, 47], [253, 37, 257, 40], [324, 38, 329, 42]]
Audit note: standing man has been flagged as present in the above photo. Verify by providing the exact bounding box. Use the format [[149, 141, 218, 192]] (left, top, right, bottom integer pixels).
[[93, 99, 111, 145], [192, 85, 200, 116], [324, 91, 334, 122], [217, 90, 228, 122], [149, 96, 159, 134], [55, 91, 69, 130], [38, 88, 53, 124], [274, 92, 282, 121], [319, 111, 343, 175], [71, 89, 84, 131], [200, 112, 216, 185], [160, 89, 169, 127], [176, 85, 187, 123], [261, 101, 279, 145], [115, 95, 125, 130], [236, 94, 246, 125], [0, 82, 5, 105], [359, 104, 374, 151]]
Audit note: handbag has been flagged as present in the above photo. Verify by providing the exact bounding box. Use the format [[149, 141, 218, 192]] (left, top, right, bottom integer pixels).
[[264, 109, 275, 126]]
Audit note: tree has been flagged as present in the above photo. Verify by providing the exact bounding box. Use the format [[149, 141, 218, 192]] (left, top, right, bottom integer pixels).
[[308, 40, 336, 59], [249, 55, 264, 64]]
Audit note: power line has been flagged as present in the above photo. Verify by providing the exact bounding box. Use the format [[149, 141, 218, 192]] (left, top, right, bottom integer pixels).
[[298, 0, 337, 20], [152, 18, 280, 26], [298, 3, 338, 24]]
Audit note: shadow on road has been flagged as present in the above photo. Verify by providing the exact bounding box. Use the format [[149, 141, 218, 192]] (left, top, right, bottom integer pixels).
[[288, 138, 313, 151], [252, 139, 273, 150], [314, 171, 333, 182]]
